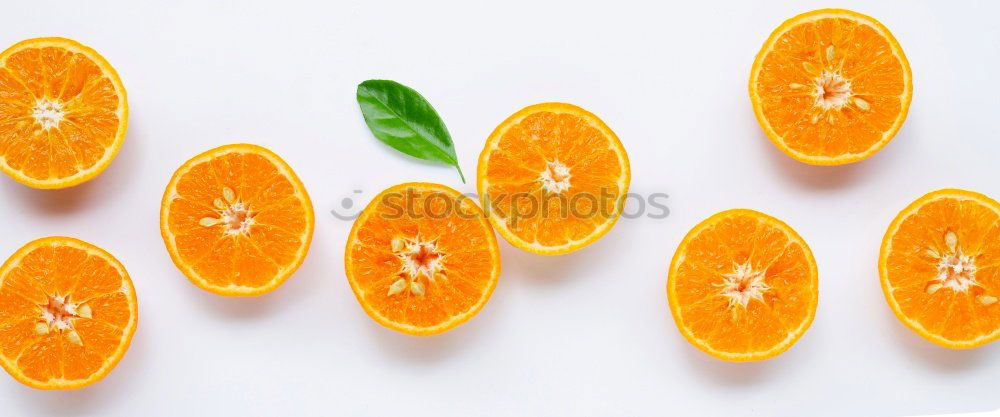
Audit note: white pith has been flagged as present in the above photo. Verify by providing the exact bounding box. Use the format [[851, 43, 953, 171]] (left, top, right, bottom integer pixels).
[[813, 71, 852, 110], [200, 186, 256, 236], [927, 230, 979, 294], [35, 293, 90, 345], [717, 261, 770, 309], [221, 201, 254, 236], [790, 45, 873, 126], [388, 236, 446, 297], [539, 160, 571, 194], [32, 98, 65, 130]]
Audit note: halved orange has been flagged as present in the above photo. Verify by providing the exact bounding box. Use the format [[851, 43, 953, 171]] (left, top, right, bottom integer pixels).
[[0, 237, 137, 390], [749, 9, 912, 165], [880, 189, 1000, 349], [345, 182, 501, 336], [477, 103, 630, 255], [668, 209, 818, 361], [160, 144, 314, 296], [0, 37, 127, 189]]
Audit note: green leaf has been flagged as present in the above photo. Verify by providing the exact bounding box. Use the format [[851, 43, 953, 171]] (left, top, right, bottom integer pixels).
[[356, 79, 465, 183]]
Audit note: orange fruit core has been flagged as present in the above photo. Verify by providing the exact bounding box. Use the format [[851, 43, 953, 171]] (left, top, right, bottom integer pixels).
[[345, 183, 501, 336], [477, 103, 630, 255], [880, 189, 1000, 349], [668, 209, 818, 361], [161, 144, 314, 296], [0, 38, 127, 188], [0, 237, 137, 390], [749, 9, 911, 165]]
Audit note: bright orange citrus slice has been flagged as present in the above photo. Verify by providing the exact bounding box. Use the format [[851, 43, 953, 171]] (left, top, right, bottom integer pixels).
[[0, 237, 137, 390], [0, 37, 127, 189], [880, 189, 1000, 349], [749, 9, 912, 165], [160, 144, 314, 296], [477, 103, 630, 255], [668, 209, 818, 361], [345, 182, 501, 336]]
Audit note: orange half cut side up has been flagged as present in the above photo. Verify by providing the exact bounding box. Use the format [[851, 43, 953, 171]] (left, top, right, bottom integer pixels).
[[668, 209, 818, 361], [345, 182, 501, 336], [880, 189, 1000, 349], [0, 237, 137, 390], [0, 37, 127, 188], [749, 9, 912, 165], [477, 103, 630, 255], [160, 144, 314, 296]]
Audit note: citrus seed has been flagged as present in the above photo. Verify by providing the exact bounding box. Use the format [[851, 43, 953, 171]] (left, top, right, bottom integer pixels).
[[77, 304, 92, 319], [945, 230, 958, 251], [854, 97, 870, 111], [926, 283, 943, 295], [410, 281, 425, 296], [387, 278, 407, 296], [66, 330, 83, 346]]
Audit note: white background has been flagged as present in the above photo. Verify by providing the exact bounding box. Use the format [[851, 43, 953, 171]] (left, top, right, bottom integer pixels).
[[0, 0, 997, 416]]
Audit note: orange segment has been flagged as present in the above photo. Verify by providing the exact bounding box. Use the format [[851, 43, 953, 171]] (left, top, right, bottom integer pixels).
[[667, 209, 818, 361], [749, 9, 911, 165], [0, 237, 137, 390], [345, 183, 501, 336], [880, 189, 1000, 349], [477, 103, 629, 255], [0, 38, 127, 189], [160, 144, 314, 296]]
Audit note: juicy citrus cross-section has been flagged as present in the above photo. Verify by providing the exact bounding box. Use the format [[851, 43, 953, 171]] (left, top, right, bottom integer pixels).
[[880, 189, 1000, 349], [749, 9, 912, 165], [0, 37, 128, 188], [160, 144, 314, 296], [0, 237, 137, 390], [345, 182, 501, 336], [477, 103, 630, 255], [668, 209, 818, 361]]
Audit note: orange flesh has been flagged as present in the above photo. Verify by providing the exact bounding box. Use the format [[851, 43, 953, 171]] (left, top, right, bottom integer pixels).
[[0, 238, 136, 389], [478, 103, 629, 254], [669, 210, 817, 361], [0, 38, 125, 186], [751, 10, 910, 163], [162, 145, 313, 295], [881, 190, 1000, 348], [346, 183, 500, 335]]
